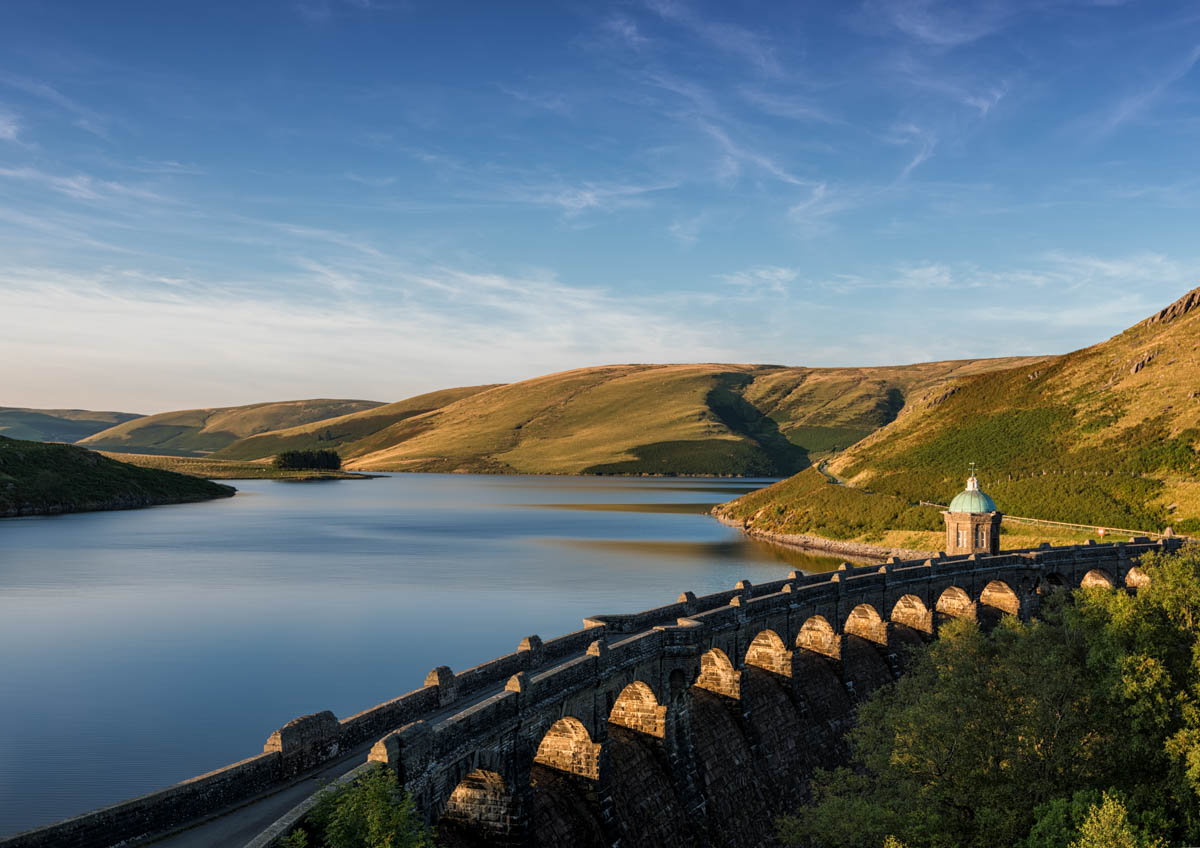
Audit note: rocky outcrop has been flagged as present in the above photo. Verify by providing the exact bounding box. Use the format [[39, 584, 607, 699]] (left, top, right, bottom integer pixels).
[[1140, 286, 1200, 327]]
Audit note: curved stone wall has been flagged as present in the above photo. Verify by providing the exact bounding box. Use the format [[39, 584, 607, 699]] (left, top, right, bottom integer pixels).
[[0, 538, 1177, 848]]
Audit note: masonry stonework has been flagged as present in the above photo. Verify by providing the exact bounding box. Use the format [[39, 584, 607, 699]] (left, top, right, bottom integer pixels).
[[0, 538, 1179, 848]]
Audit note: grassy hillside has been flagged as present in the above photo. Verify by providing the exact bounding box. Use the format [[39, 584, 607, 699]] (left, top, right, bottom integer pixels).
[[79, 398, 383, 457], [0, 436, 234, 517], [338, 359, 1042, 476], [0, 407, 142, 443], [99, 452, 372, 480], [721, 285, 1200, 540], [212, 385, 498, 460]]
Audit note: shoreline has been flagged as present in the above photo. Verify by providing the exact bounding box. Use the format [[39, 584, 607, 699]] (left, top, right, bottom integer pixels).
[[711, 509, 937, 564], [1, 487, 237, 519]]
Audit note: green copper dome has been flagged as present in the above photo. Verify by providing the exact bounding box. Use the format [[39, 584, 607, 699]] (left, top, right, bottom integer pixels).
[[948, 475, 998, 514]]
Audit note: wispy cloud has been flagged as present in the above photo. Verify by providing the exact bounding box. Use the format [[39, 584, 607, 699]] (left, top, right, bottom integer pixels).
[[645, 0, 781, 75], [667, 212, 708, 246], [345, 171, 396, 188], [0, 166, 166, 203], [787, 182, 862, 233], [0, 261, 732, 410], [889, 123, 937, 180], [126, 159, 204, 175], [891, 55, 1009, 115], [519, 180, 677, 216], [702, 122, 813, 187], [601, 15, 652, 50], [1096, 43, 1200, 134], [813, 251, 1200, 303], [863, 0, 1014, 47], [0, 75, 108, 137], [719, 265, 796, 296], [0, 110, 19, 142], [295, 0, 395, 21], [497, 84, 570, 114], [739, 88, 838, 123]]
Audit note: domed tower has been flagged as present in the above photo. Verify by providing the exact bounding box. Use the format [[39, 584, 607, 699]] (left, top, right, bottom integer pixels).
[[943, 465, 1002, 555]]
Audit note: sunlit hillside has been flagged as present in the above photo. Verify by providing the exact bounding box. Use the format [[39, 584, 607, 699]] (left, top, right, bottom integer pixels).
[[320, 359, 1045, 476], [720, 286, 1200, 539], [78, 399, 384, 457], [211, 386, 498, 461]]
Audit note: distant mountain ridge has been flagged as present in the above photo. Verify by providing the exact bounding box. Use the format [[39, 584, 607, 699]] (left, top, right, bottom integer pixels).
[[0, 407, 143, 443], [211, 386, 499, 461], [212, 359, 1042, 476], [720, 285, 1200, 540], [78, 398, 385, 457]]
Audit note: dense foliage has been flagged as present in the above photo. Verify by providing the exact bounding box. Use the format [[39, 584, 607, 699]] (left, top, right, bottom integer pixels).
[[0, 435, 233, 515], [280, 765, 434, 848], [780, 548, 1200, 847], [274, 449, 343, 470], [717, 468, 942, 540]]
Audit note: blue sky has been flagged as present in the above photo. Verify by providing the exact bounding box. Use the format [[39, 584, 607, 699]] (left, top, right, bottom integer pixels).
[[1, 1, 1199, 412]]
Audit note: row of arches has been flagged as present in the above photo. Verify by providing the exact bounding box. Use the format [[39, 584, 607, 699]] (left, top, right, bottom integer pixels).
[[439, 567, 1147, 843]]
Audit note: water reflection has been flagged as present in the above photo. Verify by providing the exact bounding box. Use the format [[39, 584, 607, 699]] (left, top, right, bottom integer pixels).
[[524, 501, 719, 515], [0, 473, 821, 835], [544, 537, 841, 572]]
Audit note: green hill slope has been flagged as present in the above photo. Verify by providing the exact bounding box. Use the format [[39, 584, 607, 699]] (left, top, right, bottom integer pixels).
[[0, 436, 234, 517], [0, 407, 143, 443], [719, 285, 1200, 541], [339, 359, 1041, 476], [78, 398, 384, 457], [211, 386, 499, 461]]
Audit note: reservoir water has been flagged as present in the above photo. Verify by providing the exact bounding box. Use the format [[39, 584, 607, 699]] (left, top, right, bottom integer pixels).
[[0, 473, 840, 836]]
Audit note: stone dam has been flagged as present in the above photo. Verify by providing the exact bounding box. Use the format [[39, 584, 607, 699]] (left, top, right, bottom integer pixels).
[[0, 537, 1178, 848]]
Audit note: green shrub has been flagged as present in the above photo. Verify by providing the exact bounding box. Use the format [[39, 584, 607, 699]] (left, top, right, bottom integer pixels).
[[282, 765, 433, 848]]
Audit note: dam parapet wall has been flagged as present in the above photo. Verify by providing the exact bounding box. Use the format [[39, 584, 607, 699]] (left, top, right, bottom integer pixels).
[[0, 538, 1177, 848]]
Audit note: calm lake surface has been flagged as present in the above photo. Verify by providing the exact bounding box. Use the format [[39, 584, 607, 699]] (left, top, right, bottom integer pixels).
[[0, 473, 840, 836]]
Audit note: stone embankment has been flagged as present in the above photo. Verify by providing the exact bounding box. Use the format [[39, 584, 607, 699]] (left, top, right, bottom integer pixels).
[[0, 537, 1174, 848], [711, 509, 936, 562]]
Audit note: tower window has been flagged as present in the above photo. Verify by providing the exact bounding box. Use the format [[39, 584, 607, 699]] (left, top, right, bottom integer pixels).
[[957, 528, 967, 548]]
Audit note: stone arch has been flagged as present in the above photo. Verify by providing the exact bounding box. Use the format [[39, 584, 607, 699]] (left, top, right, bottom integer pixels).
[[890, 594, 932, 633], [534, 717, 601, 780], [844, 603, 888, 646], [796, 615, 840, 659], [1082, 569, 1116, 590], [1039, 572, 1067, 594], [608, 681, 666, 738], [979, 580, 1021, 616], [745, 629, 792, 676], [695, 648, 741, 699], [441, 768, 521, 841], [1125, 566, 1150, 589], [935, 586, 975, 621]]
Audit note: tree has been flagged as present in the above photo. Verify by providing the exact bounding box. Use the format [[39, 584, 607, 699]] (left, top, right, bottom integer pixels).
[[274, 450, 342, 471], [282, 765, 433, 848], [1070, 792, 1166, 848], [780, 551, 1200, 848]]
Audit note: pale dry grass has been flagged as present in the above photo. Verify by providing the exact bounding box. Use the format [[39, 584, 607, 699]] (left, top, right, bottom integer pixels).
[[99, 452, 366, 480]]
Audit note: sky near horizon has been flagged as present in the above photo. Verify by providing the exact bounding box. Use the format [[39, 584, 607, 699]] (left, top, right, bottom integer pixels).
[[1, 1, 1199, 412]]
